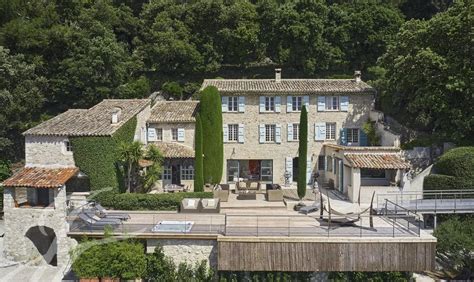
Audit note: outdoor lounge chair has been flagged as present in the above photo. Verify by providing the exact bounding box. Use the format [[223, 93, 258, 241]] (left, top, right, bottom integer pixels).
[[180, 198, 201, 213], [93, 203, 130, 220], [201, 198, 220, 213], [213, 184, 229, 202], [78, 213, 121, 229], [83, 210, 123, 224]]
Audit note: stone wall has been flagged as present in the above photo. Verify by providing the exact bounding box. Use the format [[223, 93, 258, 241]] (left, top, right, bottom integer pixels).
[[3, 186, 77, 267], [25, 135, 75, 168], [148, 122, 195, 148], [146, 239, 217, 268], [134, 104, 151, 143], [222, 94, 374, 184]]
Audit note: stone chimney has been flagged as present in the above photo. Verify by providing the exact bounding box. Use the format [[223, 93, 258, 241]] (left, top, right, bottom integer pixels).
[[111, 107, 121, 124], [354, 70, 361, 83], [275, 68, 282, 83]]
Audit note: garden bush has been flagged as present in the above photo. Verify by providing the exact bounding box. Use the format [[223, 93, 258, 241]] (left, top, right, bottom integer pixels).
[[423, 175, 474, 191], [434, 147, 474, 179], [93, 191, 213, 211]]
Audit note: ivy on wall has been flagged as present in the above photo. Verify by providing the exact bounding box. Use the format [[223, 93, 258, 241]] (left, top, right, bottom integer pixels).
[[70, 117, 137, 191]]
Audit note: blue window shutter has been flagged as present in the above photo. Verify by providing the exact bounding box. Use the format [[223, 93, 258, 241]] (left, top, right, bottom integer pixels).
[[317, 96, 326, 111], [360, 129, 368, 146], [287, 96, 293, 112], [223, 124, 228, 143], [275, 124, 282, 143], [303, 96, 309, 112], [259, 124, 265, 143], [238, 96, 245, 112], [259, 96, 265, 112], [340, 128, 347, 145], [275, 96, 281, 112], [315, 122, 326, 141], [287, 123, 294, 141], [238, 124, 244, 143], [222, 97, 228, 112], [340, 96, 349, 112]]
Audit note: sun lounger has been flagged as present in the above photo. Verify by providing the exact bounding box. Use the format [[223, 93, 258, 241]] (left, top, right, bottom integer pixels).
[[83, 211, 123, 224], [93, 203, 130, 220], [201, 198, 220, 213], [78, 213, 121, 229], [180, 198, 201, 213]]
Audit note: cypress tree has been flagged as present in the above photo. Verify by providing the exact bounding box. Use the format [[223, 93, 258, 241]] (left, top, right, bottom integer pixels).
[[199, 86, 223, 184], [297, 105, 308, 201], [193, 113, 204, 192]]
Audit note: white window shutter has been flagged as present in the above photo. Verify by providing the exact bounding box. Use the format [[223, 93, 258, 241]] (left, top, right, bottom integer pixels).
[[287, 123, 294, 141], [317, 96, 326, 111], [275, 124, 282, 143], [147, 128, 157, 141], [287, 96, 292, 112], [259, 96, 265, 112], [315, 122, 326, 141], [303, 96, 309, 112], [275, 96, 281, 112], [259, 124, 265, 143], [238, 96, 245, 112], [238, 124, 244, 143], [221, 96, 228, 112], [306, 158, 312, 185], [177, 128, 185, 142], [223, 124, 228, 143], [340, 96, 349, 112], [285, 157, 293, 182]]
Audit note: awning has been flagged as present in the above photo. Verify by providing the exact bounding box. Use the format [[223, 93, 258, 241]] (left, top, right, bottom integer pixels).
[[2, 167, 79, 188], [344, 153, 410, 169], [151, 142, 194, 159]]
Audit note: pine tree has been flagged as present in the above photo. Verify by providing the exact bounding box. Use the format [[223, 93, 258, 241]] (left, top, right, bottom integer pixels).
[[199, 86, 224, 184], [297, 106, 308, 201], [193, 113, 204, 191]]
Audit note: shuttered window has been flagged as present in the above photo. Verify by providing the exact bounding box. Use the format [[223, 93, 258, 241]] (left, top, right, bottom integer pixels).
[[292, 123, 299, 141], [171, 128, 178, 141], [325, 123, 336, 140], [265, 125, 276, 142], [292, 96, 303, 111], [156, 128, 163, 141], [228, 96, 238, 112], [347, 128, 359, 143], [228, 124, 239, 142], [265, 97, 275, 111], [325, 96, 339, 110]]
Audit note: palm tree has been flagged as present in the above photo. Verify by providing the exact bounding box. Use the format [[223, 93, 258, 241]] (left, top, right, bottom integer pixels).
[[142, 144, 164, 193], [118, 141, 143, 193]]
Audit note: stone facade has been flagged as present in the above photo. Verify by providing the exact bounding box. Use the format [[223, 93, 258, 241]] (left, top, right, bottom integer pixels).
[[25, 135, 75, 168], [146, 239, 217, 268], [221, 94, 374, 184], [134, 104, 151, 144], [148, 122, 195, 148], [3, 186, 77, 267]]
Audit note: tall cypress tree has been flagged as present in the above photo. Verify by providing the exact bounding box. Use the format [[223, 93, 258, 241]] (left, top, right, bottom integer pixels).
[[297, 106, 308, 201], [199, 86, 223, 184], [193, 113, 204, 191]]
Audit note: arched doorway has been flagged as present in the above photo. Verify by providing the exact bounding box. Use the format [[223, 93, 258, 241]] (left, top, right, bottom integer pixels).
[[25, 226, 57, 266]]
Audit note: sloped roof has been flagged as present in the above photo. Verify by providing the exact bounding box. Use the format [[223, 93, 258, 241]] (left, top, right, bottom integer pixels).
[[2, 167, 79, 188], [152, 142, 194, 158], [24, 99, 150, 136], [149, 101, 199, 123], [201, 79, 374, 94], [344, 153, 411, 169]]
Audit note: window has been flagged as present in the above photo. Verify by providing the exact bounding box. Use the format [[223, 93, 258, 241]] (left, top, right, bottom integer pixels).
[[265, 97, 275, 111], [325, 96, 339, 111], [65, 141, 73, 152], [228, 96, 238, 112], [260, 160, 273, 181], [163, 166, 171, 180], [181, 165, 194, 180], [227, 160, 240, 182], [292, 96, 303, 111], [265, 124, 276, 142], [325, 123, 336, 140], [228, 124, 239, 142], [292, 123, 299, 141], [347, 128, 359, 143], [171, 128, 178, 141], [326, 156, 333, 172], [361, 168, 386, 179], [156, 128, 163, 141], [318, 156, 325, 171]]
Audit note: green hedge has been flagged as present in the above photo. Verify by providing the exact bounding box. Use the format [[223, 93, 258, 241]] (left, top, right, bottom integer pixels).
[[71, 117, 137, 191], [423, 174, 474, 191], [92, 191, 213, 211], [435, 147, 474, 179]]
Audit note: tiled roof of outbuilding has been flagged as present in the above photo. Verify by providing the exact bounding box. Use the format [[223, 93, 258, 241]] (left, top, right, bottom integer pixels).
[[201, 79, 374, 94], [2, 167, 79, 188], [344, 153, 411, 169], [151, 142, 194, 158], [148, 101, 199, 123], [23, 99, 150, 136]]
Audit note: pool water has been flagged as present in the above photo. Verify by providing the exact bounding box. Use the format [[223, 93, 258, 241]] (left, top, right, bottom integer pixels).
[[152, 220, 194, 233]]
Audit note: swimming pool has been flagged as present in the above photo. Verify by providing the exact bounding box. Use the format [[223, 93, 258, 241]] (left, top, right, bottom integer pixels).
[[151, 220, 194, 233]]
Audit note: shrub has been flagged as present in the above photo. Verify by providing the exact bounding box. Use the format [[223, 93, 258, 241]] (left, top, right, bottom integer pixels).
[[423, 175, 474, 191], [297, 106, 308, 200], [194, 113, 204, 192], [93, 191, 213, 211], [434, 147, 474, 179], [200, 86, 223, 184]]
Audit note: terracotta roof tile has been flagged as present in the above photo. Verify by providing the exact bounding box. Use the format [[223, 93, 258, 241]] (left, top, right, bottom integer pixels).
[[344, 153, 411, 169], [149, 101, 199, 123], [2, 167, 79, 188], [151, 142, 194, 158]]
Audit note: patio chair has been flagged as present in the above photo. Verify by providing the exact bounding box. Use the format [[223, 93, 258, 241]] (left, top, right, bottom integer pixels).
[[266, 189, 283, 202], [82, 210, 123, 223], [78, 213, 121, 229], [201, 198, 220, 213], [213, 184, 229, 202], [93, 203, 130, 220], [247, 181, 260, 191], [180, 198, 201, 213]]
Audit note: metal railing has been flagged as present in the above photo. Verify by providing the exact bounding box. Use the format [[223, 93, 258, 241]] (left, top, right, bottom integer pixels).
[[382, 199, 422, 236]]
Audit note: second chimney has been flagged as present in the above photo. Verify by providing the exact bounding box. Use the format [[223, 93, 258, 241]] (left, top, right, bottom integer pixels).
[[354, 70, 361, 83], [275, 68, 282, 83]]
